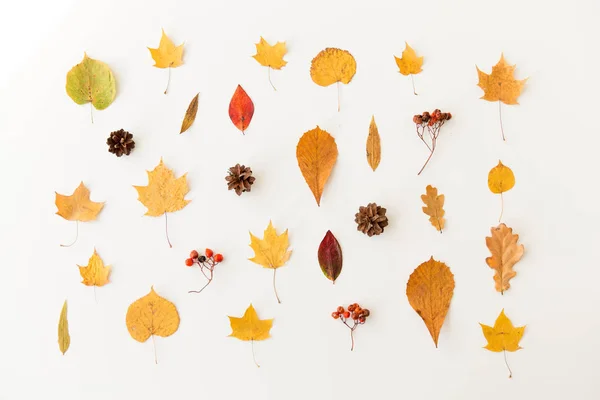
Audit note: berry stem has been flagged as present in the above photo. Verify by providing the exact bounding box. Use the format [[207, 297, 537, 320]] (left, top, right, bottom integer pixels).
[[164, 212, 172, 248], [503, 349, 512, 378], [164, 66, 171, 95], [268, 67, 277, 91], [60, 220, 79, 247], [189, 258, 215, 294], [411, 74, 418, 96], [350, 328, 355, 351], [251, 339, 260, 368], [499, 101, 506, 141], [273, 268, 281, 304]]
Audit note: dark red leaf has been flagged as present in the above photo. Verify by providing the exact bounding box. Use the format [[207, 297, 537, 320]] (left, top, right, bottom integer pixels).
[[228, 84, 254, 134], [318, 230, 343, 283]]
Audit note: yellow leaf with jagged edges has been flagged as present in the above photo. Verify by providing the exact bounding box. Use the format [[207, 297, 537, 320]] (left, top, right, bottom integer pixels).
[[421, 185, 445, 232], [133, 159, 190, 217], [228, 304, 273, 341], [394, 42, 423, 76], [55, 182, 104, 222], [252, 37, 287, 69], [78, 249, 111, 287], [148, 29, 184, 69], [477, 54, 527, 105], [480, 309, 525, 352], [126, 287, 180, 343]]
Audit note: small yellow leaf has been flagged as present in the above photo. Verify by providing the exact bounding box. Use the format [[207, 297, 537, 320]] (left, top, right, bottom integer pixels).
[[228, 304, 273, 341], [366, 115, 381, 171], [485, 223, 524, 294], [78, 249, 111, 287], [58, 300, 70, 355], [180, 93, 199, 134], [252, 37, 287, 69], [148, 29, 184, 69], [310, 48, 356, 87], [55, 182, 104, 222], [488, 160, 515, 194], [394, 42, 423, 76], [126, 287, 180, 343], [249, 221, 292, 269], [477, 54, 527, 105], [480, 309, 525, 352], [421, 185, 445, 232]]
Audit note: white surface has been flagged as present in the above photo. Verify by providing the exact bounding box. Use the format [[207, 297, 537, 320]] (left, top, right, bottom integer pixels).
[[1, 0, 599, 399]]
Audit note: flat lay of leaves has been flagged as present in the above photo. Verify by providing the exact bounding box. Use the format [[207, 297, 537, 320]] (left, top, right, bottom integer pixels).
[[366, 115, 381, 171], [148, 29, 184, 94], [229, 85, 254, 133], [310, 48, 356, 111], [394, 42, 423, 95], [488, 160, 515, 222], [252, 37, 287, 90], [485, 223, 524, 294], [248, 221, 292, 303], [480, 309, 525, 378], [55, 182, 104, 247], [228, 304, 273, 367], [180, 93, 199, 134], [318, 230, 343, 283], [58, 300, 70, 355], [421, 185, 445, 232]]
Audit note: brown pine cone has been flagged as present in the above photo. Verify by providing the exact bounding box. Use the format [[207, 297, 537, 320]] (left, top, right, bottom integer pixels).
[[225, 164, 255, 196], [355, 203, 388, 236], [106, 129, 135, 157]]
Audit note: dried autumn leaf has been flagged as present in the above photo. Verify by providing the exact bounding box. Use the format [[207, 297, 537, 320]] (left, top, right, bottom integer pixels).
[[406, 257, 455, 347], [229, 85, 255, 134], [55, 182, 104, 247], [318, 230, 343, 283], [476, 54, 527, 140], [488, 160, 515, 222], [58, 300, 70, 355], [78, 249, 111, 287], [296, 126, 338, 206], [421, 185, 445, 232], [148, 29, 184, 94], [228, 304, 273, 367], [66, 53, 116, 121], [126, 287, 180, 363], [394, 42, 423, 95], [310, 48, 356, 111], [133, 158, 190, 247], [249, 221, 292, 303], [480, 309, 525, 378], [252, 37, 287, 90], [180, 93, 199, 134], [366, 115, 381, 171], [485, 223, 524, 294]]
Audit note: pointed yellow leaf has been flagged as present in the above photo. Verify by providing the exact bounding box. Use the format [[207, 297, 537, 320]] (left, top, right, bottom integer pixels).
[[485, 223, 524, 294], [78, 249, 111, 287], [228, 304, 273, 341], [249, 221, 292, 269], [421, 185, 445, 232], [58, 300, 70, 355], [476, 54, 527, 105], [394, 42, 423, 76], [366, 115, 381, 171], [126, 287, 180, 343], [66, 53, 116, 111], [55, 182, 104, 222], [488, 160, 515, 194], [252, 37, 287, 69], [480, 309, 525, 352], [133, 159, 190, 217], [148, 29, 184, 68]]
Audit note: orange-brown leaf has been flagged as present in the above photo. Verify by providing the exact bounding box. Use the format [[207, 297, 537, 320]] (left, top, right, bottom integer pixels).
[[55, 182, 104, 222], [229, 85, 254, 133], [180, 93, 199, 134], [296, 126, 338, 206], [476, 54, 527, 105], [406, 257, 455, 347], [366, 115, 381, 171], [421, 185, 445, 232], [485, 223, 524, 294]]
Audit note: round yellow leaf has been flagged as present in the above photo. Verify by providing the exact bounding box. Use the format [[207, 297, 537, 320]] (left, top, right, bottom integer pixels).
[[126, 287, 180, 343], [488, 160, 515, 194], [310, 48, 356, 87]]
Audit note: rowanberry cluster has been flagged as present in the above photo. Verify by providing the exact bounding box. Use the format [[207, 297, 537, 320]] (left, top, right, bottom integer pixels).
[[413, 109, 452, 126], [331, 303, 370, 351], [185, 248, 224, 294], [412, 108, 453, 175]]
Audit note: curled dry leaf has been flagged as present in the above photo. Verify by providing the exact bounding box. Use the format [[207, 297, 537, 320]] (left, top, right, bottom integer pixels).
[[229, 85, 255, 133], [78, 249, 111, 287], [66, 53, 116, 117], [480, 309, 525, 378], [296, 126, 338, 206], [485, 223, 524, 294], [58, 300, 70, 355], [406, 257, 455, 347], [488, 160, 515, 222], [180, 93, 199, 134], [310, 48, 356, 111], [421, 185, 445, 232], [366, 115, 381, 171], [228, 304, 273, 367], [318, 230, 343, 283]]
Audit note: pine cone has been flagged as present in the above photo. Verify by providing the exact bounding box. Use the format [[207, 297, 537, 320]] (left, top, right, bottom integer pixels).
[[355, 203, 388, 236], [106, 129, 135, 157], [225, 164, 255, 196]]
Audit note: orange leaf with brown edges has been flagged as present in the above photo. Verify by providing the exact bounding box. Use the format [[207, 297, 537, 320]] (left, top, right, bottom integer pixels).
[[485, 223, 524, 294], [229, 85, 254, 134]]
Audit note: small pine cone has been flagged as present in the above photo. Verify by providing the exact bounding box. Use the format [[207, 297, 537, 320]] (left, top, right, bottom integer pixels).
[[225, 164, 256, 196], [355, 203, 388, 237], [106, 129, 135, 157]]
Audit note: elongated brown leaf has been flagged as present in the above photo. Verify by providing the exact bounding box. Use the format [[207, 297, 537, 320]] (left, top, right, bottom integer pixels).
[[485, 223, 524, 294], [58, 300, 70, 355], [406, 257, 455, 347], [296, 126, 338, 206], [366, 115, 381, 171], [421, 185, 445, 232], [318, 230, 342, 283], [180, 93, 199, 134]]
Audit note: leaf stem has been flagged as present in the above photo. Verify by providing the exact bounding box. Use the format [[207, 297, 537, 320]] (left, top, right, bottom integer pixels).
[[60, 221, 79, 247], [152, 334, 158, 364], [252, 339, 260, 368], [499, 101, 506, 141], [503, 349, 512, 378], [268, 67, 277, 91], [164, 67, 171, 95], [273, 268, 281, 304], [90, 103, 94, 124], [411, 74, 418, 95], [164, 212, 172, 248], [499, 192, 504, 223]]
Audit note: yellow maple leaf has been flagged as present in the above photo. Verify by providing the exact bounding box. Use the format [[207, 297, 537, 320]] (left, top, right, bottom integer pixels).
[[148, 29, 184, 69], [480, 309, 525, 378], [78, 249, 111, 287], [421, 185, 445, 232], [477, 54, 526, 105], [249, 221, 292, 303], [394, 42, 423, 75], [228, 304, 273, 367], [310, 48, 356, 111], [55, 182, 104, 222], [485, 223, 524, 294], [253, 37, 287, 69]]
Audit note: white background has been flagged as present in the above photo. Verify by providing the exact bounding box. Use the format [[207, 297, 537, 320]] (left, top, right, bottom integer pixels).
[[1, 0, 599, 399]]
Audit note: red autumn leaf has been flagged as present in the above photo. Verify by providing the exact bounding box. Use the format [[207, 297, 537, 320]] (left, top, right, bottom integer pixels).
[[228, 84, 254, 134], [318, 230, 343, 283]]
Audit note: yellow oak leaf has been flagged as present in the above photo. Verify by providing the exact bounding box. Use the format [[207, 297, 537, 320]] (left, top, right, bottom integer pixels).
[[228, 304, 273, 341], [485, 223, 524, 294], [55, 182, 104, 222], [78, 249, 111, 287], [148, 29, 184, 69], [58, 300, 70, 355], [366, 115, 381, 171], [477, 54, 526, 105], [480, 309, 525, 378], [133, 159, 190, 217], [394, 42, 423, 76], [249, 221, 292, 303], [310, 48, 356, 111], [252, 37, 287, 69], [421, 185, 445, 232]]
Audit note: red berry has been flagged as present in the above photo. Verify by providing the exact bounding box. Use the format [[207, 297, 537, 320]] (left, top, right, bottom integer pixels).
[[336, 306, 344, 314], [185, 258, 194, 267], [359, 317, 366, 324], [342, 311, 350, 319], [348, 304, 356, 312], [331, 312, 340, 319], [205, 248, 214, 258], [214, 253, 224, 263], [190, 250, 199, 259]]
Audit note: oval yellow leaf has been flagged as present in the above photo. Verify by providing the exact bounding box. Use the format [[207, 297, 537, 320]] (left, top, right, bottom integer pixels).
[[66, 53, 116, 111], [58, 300, 70, 355], [366, 115, 381, 171], [310, 48, 356, 87], [488, 160, 515, 194], [126, 287, 180, 343]]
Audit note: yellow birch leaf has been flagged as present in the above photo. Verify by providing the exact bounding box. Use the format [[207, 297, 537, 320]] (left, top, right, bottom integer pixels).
[[485, 223, 524, 294], [310, 48, 356, 86], [78, 249, 111, 287], [488, 160, 515, 194], [421, 185, 445, 232], [394, 42, 423, 75], [476, 54, 526, 105], [366, 115, 381, 171], [148, 29, 184, 69], [480, 309, 525, 352], [58, 300, 70, 355], [252, 37, 287, 69], [65, 53, 116, 112], [126, 286, 180, 343], [180, 93, 199, 134], [55, 182, 104, 222], [296, 126, 338, 206], [228, 304, 273, 341]]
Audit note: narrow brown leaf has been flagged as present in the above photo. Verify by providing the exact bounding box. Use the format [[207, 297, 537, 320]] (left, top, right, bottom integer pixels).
[[180, 93, 199, 134], [485, 223, 524, 294], [366, 115, 381, 171], [318, 230, 343, 283], [421, 185, 445, 232], [58, 300, 70, 355]]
